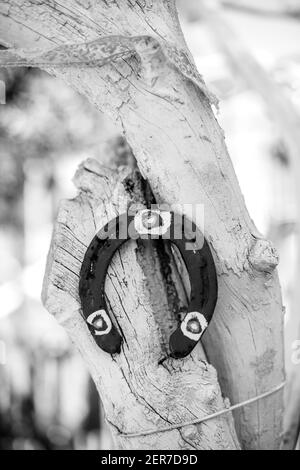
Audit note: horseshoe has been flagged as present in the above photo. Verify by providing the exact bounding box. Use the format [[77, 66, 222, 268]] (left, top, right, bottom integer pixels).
[[79, 209, 218, 358]]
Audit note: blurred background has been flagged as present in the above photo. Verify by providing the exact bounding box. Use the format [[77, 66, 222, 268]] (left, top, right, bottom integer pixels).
[[0, 0, 300, 450]]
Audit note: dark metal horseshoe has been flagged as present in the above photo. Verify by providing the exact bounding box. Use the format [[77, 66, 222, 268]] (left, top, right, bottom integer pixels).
[[79, 209, 218, 358]]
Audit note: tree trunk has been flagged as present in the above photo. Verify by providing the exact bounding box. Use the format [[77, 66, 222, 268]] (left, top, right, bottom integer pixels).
[[42, 158, 239, 449], [0, 0, 285, 449]]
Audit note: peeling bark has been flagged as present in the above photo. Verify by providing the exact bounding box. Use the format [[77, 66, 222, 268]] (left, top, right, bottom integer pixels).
[[0, 0, 285, 449]]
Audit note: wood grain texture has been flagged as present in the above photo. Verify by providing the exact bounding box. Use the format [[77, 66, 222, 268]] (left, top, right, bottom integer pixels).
[[0, 0, 285, 449], [42, 158, 240, 450]]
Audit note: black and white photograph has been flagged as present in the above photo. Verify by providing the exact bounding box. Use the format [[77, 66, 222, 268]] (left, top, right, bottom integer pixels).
[[0, 0, 299, 453]]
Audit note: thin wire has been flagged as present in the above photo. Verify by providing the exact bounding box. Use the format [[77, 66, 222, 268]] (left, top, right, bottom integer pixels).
[[118, 381, 286, 438]]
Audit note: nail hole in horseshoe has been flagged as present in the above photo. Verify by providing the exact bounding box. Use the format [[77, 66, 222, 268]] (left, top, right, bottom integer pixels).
[[79, 210, 218, 358]]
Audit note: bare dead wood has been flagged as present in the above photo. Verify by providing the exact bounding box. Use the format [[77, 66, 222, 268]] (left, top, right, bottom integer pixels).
[[42, 158, 240, 450], [0, 0, 285, 449]]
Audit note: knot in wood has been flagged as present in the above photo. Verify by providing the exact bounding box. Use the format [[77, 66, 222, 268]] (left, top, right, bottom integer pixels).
[[248, 239, 279, 273], [181, 425, 198, 440]]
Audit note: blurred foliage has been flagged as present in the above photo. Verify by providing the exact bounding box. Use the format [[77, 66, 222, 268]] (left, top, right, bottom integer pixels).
[[0, 67, 116, 450], [0, 67, 109, 229]]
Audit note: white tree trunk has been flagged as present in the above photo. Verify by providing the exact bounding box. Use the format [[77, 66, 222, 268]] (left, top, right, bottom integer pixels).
[[42, 159, 239, 449], [0, 0, 285, 449]]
